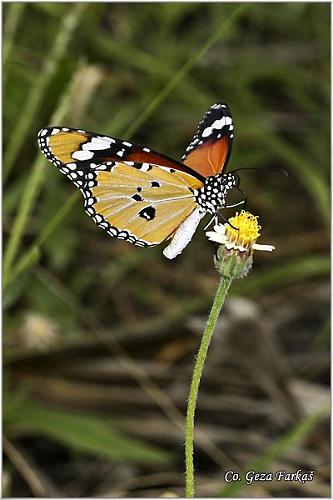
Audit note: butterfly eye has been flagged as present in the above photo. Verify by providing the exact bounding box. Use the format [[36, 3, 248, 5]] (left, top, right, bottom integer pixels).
[[230, 172, 239, 187]]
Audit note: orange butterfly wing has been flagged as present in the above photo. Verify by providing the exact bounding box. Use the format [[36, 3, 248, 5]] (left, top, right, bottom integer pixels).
[[182, 103, 234, 177]]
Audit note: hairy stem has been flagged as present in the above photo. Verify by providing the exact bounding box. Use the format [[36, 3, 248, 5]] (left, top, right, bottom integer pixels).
[[185, 276, 232, 497]]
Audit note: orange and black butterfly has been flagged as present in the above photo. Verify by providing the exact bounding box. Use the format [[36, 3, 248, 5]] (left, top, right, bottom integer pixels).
[[37, 103, 243, 258]]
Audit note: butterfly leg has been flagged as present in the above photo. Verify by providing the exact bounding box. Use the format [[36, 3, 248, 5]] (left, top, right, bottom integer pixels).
[[203, 214, 218, 231]]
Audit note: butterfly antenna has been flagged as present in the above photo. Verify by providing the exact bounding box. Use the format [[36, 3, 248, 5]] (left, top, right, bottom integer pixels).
[[219, 212, 239, 231], [233, 166, 288, 177]]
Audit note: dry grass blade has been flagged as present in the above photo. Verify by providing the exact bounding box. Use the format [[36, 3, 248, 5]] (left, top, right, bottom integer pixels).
[[3, 436, 62, 497]]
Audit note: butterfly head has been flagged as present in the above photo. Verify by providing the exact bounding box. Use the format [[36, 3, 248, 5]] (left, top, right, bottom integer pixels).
[[221, 171, 239, 189]]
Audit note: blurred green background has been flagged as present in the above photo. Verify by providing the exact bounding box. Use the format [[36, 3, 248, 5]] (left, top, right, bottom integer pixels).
[[3, 2, 330, 497]]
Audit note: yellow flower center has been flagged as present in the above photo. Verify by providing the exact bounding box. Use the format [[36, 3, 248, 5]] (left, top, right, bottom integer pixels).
[[226, 210, 261, 248]]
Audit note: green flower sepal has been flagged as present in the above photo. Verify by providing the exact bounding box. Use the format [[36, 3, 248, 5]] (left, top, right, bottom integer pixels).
[[215, 247, 253, 279]]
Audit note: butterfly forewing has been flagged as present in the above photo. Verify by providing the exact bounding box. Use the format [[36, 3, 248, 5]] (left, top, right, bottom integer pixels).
[[37, 127, 202, 186], [182, 103, 234, 177], [83, 163, 203, 246]]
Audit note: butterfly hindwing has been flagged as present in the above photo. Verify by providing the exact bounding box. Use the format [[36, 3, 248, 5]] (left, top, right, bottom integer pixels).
[[182, 103, 234, 177], [82, 163, 203, 246]]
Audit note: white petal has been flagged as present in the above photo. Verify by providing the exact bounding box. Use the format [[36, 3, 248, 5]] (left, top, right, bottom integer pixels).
[[225, 242, 247, 252], [205, 224, 227, 243], [252, 243, 275, 252], [205, 232, 228, 244], [213, 224, 226, 235]]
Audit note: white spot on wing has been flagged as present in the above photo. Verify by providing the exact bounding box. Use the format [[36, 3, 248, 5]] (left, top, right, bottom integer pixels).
[[201, 116, 233, 138], [72, 150, 94, 161], [97, 136, 115, 143], [83, 137, 113, 151]]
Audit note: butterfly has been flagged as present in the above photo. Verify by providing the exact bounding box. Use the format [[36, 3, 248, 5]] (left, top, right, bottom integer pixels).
[[37, 103, 243, 259]]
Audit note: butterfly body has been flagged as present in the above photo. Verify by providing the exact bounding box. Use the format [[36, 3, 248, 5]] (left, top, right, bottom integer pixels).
[[37, 103, 242, 258]]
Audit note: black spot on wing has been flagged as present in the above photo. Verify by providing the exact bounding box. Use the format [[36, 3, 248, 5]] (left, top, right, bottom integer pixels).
[[151, 181, 161, 188], [139, 206, 156, 221], [132, 193, 143, 202]]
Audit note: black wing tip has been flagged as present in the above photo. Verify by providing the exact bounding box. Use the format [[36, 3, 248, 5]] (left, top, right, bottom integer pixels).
[[209, 102, 232, 115], [37, 127, 49, 138], [37, 126, 60, 138], [211, 102, 229, 108], [37, 126, 80, 138]]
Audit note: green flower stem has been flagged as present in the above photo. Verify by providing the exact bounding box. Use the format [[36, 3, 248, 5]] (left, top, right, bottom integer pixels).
[[185, 275, 232, 498]]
